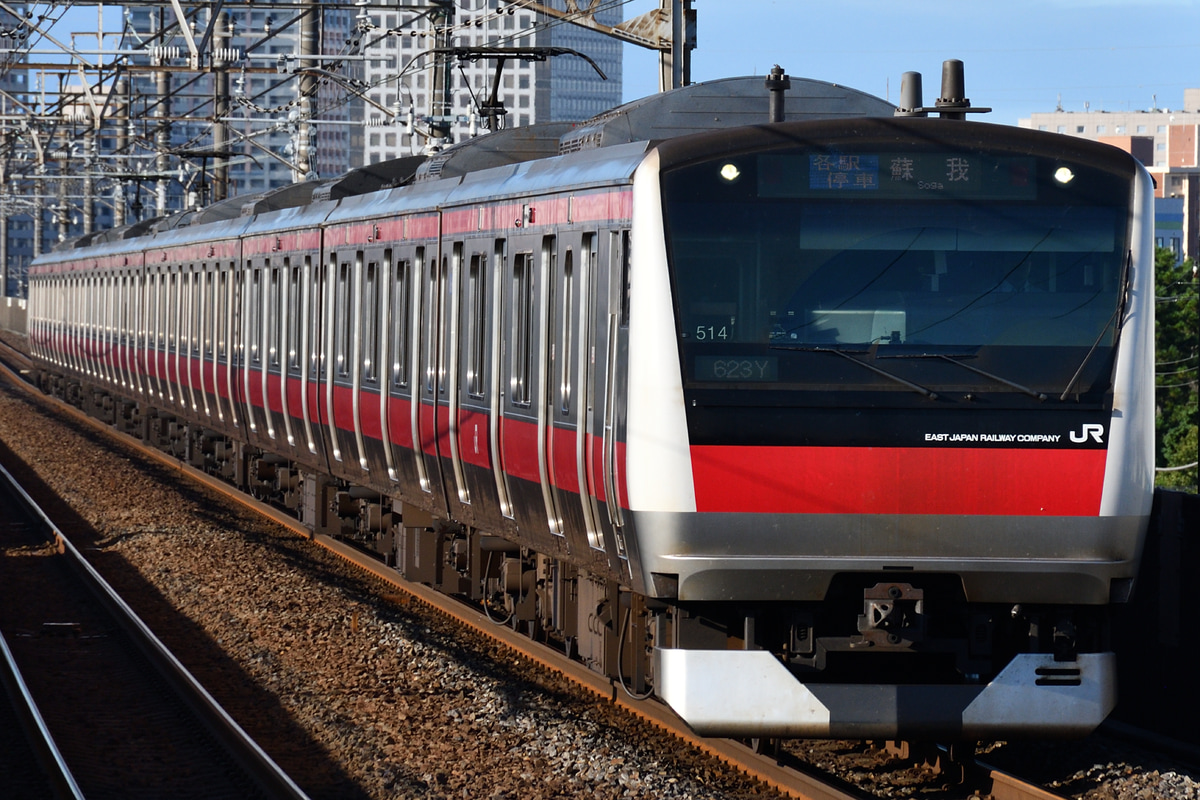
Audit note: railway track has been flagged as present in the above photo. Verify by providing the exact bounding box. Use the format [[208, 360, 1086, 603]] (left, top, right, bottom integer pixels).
[[0, 457, 309, 799], [0, 332, 1184, 800]]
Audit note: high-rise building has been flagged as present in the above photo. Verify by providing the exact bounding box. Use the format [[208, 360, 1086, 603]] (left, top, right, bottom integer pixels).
[[361, 0, 622, 164], [1, 3, 34, 296], [122, 6, 360, 213]]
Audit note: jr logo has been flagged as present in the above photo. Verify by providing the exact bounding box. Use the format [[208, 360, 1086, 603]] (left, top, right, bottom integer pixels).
[[1069, 423, 1105, 444]]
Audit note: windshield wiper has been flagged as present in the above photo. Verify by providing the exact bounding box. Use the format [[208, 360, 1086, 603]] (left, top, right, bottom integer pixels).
[[889, 352, 1047, 401], [772, 344, 939, 399], [1059, 250, 1130, 401]]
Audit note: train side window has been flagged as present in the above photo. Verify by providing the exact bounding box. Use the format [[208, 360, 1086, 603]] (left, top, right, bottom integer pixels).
[[336, 259, 352, 378], [216, 271, 228, 359], [560, 248, 574, 414], [98, 275, 105, 357], [391, 257, 410, 387], [176, 271, 185, 359], [466, 252, 486, 398], [268, 266, 281, 367], [168, 272, 178, 352], [145, 274, 155, 355], [156, 272, 167, 353], [422, 254, 438, 394], [437, 254, 449, 395], [615, 230, 631, 327], [362, 258, 380, 384], [309, 256, 323, 378], [201, 268, 213, 357], [180, 271, 189, 357], [190, 269, 202, 356], [119, 275, 129, 348], [249, 267, 262, 365], [511, 252, 533, 407], [287, 261, 301, 370]]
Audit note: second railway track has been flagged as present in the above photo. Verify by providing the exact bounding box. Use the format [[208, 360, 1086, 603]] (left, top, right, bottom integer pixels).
[[0, 460, 308, 799]]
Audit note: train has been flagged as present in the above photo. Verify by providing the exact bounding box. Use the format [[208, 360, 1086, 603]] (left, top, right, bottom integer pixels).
[[24, 62, 1156, 741]]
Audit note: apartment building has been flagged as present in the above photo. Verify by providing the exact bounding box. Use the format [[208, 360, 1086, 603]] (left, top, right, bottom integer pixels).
[[1021, 90, 1200, 260]]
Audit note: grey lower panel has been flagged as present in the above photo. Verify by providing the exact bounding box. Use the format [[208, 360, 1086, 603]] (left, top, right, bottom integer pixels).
[[653, 648, 1115, 739], [631, 510, 1145, 603]]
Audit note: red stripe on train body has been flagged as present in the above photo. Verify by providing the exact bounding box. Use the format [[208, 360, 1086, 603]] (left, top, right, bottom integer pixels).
[[689, 444, 1106, 516]]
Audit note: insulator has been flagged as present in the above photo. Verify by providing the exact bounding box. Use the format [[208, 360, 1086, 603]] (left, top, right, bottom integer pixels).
[[212, 47, 242, 62], [151, 46, 181, 61]]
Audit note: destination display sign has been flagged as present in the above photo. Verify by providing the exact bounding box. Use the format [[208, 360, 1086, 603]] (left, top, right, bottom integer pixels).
[[757, 152, 1039, 201]]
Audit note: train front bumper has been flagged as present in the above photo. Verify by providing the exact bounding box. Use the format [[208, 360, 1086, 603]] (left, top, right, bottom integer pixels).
[[653, 648, 1115, 739]]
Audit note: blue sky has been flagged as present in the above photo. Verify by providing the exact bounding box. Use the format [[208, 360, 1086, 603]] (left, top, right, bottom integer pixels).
[[622, 0, 1200, 125], [48, 1, 1200, 129]]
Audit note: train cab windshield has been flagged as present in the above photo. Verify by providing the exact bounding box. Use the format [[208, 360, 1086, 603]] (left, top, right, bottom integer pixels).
[[661, 130, 1135, 405]]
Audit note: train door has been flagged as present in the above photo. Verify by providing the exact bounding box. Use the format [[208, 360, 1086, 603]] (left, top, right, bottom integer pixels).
[[414, 240, 450, 515], [498, 238, 564, 552], [453, 239, 510, 530], [152, 269, 168, 401], [183, 266, 200, 415], [66, 277, 77, 373], [99, 274, 111, 382], [71, 276, 83, 376], [99, 273, 113, 385], [134, 269, 149, 396], [228, 262, 246, 431], [113, 273, 126, 390], [126, 271, 142, 394], [279, 257, 301, 453], [300, 255, 329, 466], [240, 262, 268, 442], [486, 240, 516, 523], [382, 248, 422, 494], [123, 271, 137, 392], [589, 230, 631, 571], [73, 276, 86, 377], [130, 270, 146, 398], [112, 272, 125, 388], [263, 261, 285, 444], [213, 266, 234, 428], [196, 265, 213, 420], [545, 235, 595, 558], [168, 269, 182, 408], [440, 240, 472, 517], [323, 249, 365, 475], [357, 247, 391, 477], [113, 272, 126, 388]]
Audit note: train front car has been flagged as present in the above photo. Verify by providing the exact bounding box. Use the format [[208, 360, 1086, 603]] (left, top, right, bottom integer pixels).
[[626, 118, 1155, 739]]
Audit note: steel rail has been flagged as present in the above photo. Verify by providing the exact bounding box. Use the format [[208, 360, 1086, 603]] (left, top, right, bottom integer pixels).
[[0, 415, 312, 800], [0, 608, 84, 800]]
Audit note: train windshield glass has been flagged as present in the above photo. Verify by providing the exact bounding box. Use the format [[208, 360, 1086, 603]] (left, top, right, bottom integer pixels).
[[661, 140, 1133, 400]]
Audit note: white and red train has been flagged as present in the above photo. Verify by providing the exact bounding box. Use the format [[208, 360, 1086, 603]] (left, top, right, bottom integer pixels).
[[26, 71, 1156, 740]]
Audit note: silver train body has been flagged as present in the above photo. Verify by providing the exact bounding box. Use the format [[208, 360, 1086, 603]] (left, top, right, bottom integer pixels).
[[26, 76, 1156, 740]]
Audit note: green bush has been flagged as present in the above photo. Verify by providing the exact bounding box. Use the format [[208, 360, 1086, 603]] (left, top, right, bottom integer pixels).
[[1154, 248, 1198, 494]]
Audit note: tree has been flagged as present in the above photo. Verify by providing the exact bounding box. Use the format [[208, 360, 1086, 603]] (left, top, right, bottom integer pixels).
[[1153, 248, 1198, 493]]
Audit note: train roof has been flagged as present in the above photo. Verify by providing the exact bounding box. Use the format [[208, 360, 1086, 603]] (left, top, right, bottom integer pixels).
[[558, 75, 896, 152], [41, 74, 897, 258]]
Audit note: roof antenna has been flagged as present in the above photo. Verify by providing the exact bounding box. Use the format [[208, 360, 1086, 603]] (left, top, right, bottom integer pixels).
[[936, 59, 972, 120], [766, 65, 790, 123], [895, 71, 927, 117], [895, 60, 991, 120]]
